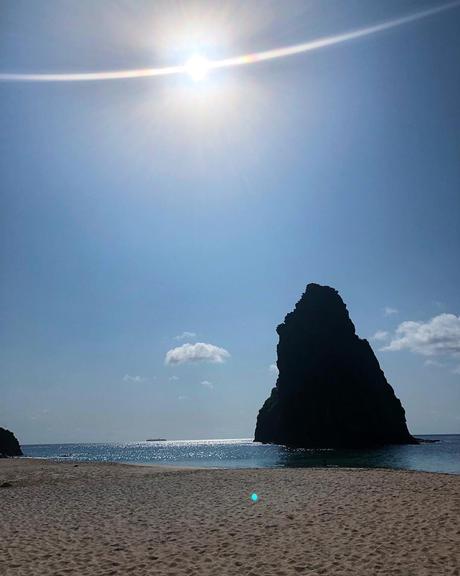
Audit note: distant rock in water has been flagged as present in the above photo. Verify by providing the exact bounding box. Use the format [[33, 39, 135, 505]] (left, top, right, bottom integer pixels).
[[0, 427, 23, 457], [255, 284, 417, 448]]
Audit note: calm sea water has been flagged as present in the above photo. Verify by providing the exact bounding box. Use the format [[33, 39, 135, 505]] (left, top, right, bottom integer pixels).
[[22, 435, 459, 474]]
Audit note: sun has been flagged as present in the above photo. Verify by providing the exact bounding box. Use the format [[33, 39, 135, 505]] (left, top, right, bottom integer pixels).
[[184, 55, 210, 81]]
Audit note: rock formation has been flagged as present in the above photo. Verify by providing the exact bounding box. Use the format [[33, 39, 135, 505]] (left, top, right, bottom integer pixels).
[[255, 284, 417, 448], [0, 427, 23, 457]]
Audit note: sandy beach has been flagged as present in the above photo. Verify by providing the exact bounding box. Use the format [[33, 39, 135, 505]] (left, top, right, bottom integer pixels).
[[1, 459, 458, 575]]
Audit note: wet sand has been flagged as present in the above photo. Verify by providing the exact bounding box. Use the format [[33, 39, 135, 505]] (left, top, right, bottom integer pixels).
[[1, 458, 458, 575]]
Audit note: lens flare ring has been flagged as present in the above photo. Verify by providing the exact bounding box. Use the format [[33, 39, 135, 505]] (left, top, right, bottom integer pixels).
[[0, 2, 458, 83]]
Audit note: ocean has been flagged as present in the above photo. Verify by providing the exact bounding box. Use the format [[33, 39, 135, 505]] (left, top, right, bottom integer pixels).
[[22, 434, 459, 474]]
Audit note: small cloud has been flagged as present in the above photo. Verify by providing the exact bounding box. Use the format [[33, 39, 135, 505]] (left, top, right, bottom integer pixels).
[[423, 359, 444, 368], [201, 380, 214, 390], [174, 331, 197, 341], [178, 395, 188, 401], [123, 374, 146, 383], [371, 330, 389, 342], [165, 342, 230, 365], [269, 363, 279, 375], [452, 365, 460, 375], [383, 313, 460, 356], [169, 375, 180, 381], [383, 306, 399, 316]]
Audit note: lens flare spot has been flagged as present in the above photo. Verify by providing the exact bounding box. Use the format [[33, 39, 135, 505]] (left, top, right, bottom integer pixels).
[[251, 492, 258, 502]]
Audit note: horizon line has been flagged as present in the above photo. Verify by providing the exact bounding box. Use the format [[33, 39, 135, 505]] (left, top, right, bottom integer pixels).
[[20, 433, 457, 445]]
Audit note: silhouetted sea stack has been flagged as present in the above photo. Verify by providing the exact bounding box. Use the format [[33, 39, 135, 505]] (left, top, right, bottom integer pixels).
[[0, 427, 23, 457], [255, 284, 417, 448]]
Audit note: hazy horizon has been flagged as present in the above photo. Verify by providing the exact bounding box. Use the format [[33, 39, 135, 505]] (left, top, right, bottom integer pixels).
[[19, 433, 460, 447], [1, 0, 459, 445]]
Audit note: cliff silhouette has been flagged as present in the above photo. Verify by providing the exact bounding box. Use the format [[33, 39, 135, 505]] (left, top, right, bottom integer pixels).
[[0, 427, 23, 457], [255, 284, 417, 448]]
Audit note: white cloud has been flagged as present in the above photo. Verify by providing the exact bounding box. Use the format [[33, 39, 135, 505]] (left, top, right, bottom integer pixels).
[[123, 374, 146, 383], [269, 363, 279, 375], [383, 306, 399, 316], [383, 313, 460, 356], [165, 342, 230, 365], [169, 375, 179, 381], [371, 330, 389, 342], [174, 331, 197, 341], [201, 380, 214, 390], [178, 395, 188, 401]]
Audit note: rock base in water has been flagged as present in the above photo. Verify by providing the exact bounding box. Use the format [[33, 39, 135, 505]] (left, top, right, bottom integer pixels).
[[0, 427, 23, 457]]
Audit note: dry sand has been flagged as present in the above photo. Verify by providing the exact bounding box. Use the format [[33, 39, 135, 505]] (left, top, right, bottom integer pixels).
[[1, 458, 459, 575]]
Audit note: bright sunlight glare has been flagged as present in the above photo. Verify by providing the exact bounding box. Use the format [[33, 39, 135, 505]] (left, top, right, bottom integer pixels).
[[1, 2, 459, 83], [184, 55, 210, 81]]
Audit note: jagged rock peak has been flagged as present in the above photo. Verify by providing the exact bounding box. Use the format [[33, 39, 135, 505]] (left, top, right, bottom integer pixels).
[[277, 283, 356, 339], [255, 283, 417, 449]]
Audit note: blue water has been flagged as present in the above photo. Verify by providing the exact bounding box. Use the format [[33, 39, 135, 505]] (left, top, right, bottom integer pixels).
[[22, 435, 460, 474]]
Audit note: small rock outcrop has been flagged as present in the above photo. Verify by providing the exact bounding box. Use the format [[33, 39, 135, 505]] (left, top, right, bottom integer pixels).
[[0, 427, 23, 457], [255, 284, 417, 448]]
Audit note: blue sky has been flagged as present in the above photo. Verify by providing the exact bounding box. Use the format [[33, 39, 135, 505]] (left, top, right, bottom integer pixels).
[[1, 0, 459, 443]]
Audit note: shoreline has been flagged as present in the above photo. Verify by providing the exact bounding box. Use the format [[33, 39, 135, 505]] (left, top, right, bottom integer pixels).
[[14, 456, 205, 471], [1, 458, 459, 575], [11, 455, 460, 476]]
